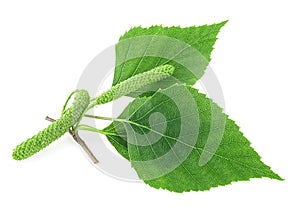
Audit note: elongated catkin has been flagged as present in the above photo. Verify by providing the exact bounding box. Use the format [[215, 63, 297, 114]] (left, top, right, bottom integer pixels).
[[12, 89, 90, 160], [95, 64, 174, 105]]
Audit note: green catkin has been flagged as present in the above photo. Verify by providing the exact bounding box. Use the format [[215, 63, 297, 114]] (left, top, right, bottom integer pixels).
[[95, 64, 175, 105], [12, 65, 174, 160], [12, 89, 90, 160]]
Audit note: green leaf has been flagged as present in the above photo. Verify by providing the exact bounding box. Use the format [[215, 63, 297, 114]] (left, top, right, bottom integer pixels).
[[104, 85, 282, 192], [113, 21, 227, 91]]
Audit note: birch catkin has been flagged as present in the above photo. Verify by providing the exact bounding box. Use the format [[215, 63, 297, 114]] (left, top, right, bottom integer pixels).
[[94, 64, 174, 105], [12, 89, 90, 160]]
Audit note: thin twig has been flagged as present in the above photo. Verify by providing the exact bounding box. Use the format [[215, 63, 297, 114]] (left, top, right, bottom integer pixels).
[[45, 116, 99, 164], [45, 116, 56, 123]]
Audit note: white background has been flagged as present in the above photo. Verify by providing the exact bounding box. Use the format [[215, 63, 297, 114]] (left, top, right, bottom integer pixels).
[[0, 0, 299, 214]]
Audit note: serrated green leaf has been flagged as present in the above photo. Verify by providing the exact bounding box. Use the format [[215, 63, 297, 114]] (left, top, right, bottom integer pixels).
[[113, 22, 227, 92], [104, 85, 282, 192]]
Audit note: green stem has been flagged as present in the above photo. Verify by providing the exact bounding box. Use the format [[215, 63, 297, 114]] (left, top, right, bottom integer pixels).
[[84, 114, 115, 121], [76, 124, 119, 137], [61, 90, 78, 115]]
